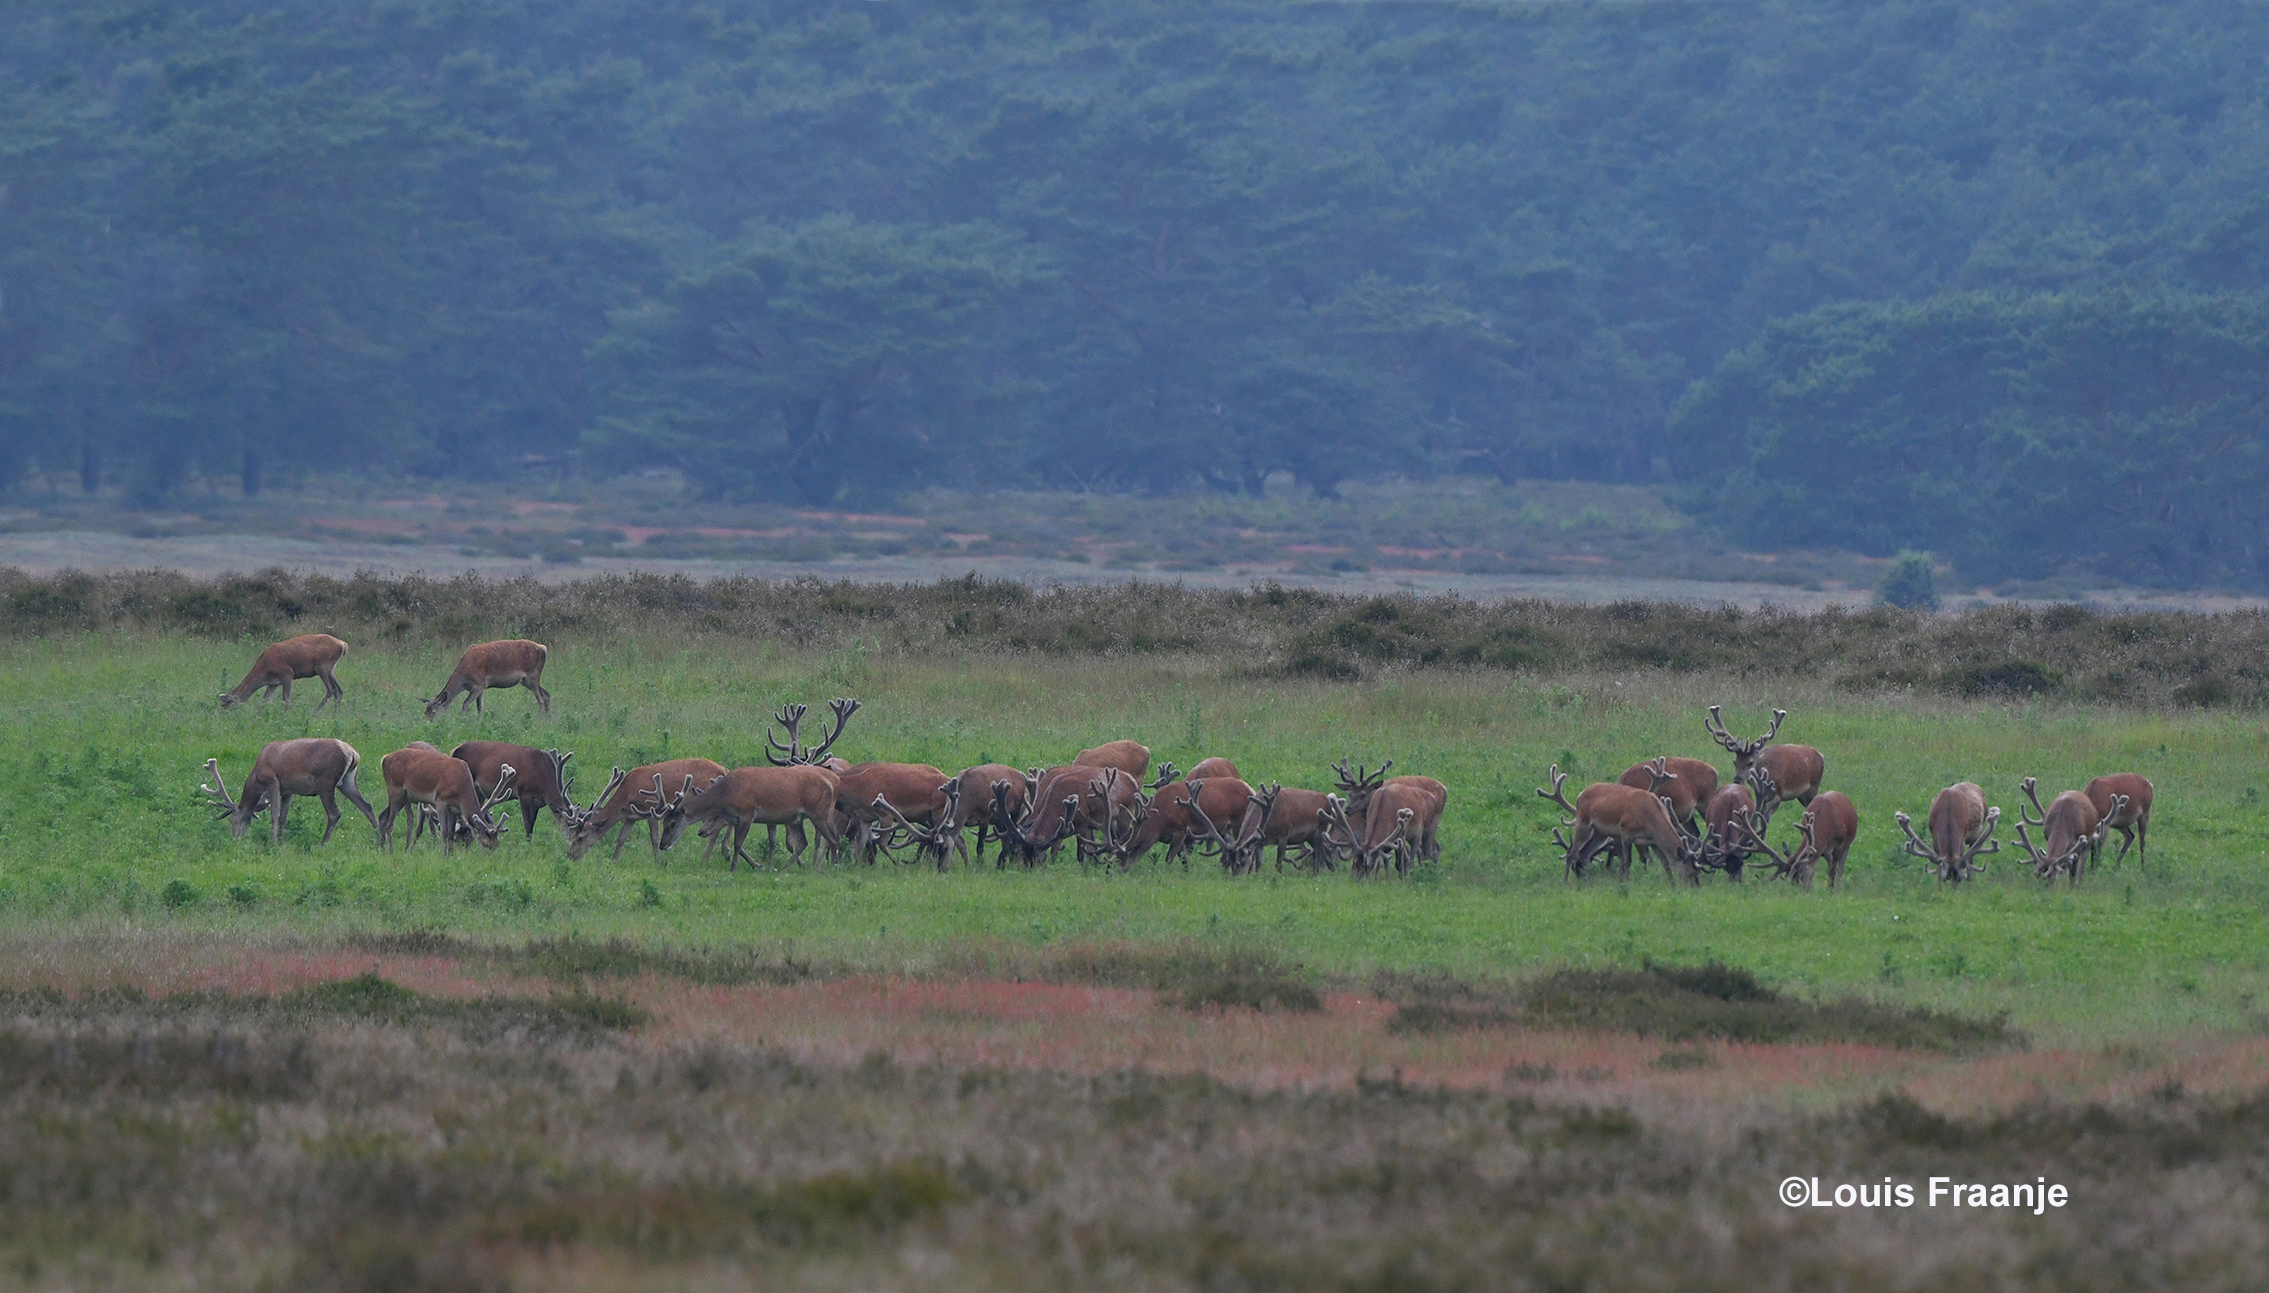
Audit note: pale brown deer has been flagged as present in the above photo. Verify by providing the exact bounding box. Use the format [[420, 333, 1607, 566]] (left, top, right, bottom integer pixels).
[[376, 747, 516, 852], [1230, 783, 1340, 873], [1331, 758, 1449, 864], [1320, 783, 1429, 878], [831, 762, 951, 864], [2084, 774, 2154, 871], [1704, 706, 1825, 825], [1187, 756, 1239, 781], [1699, 782, 1758, 878], [1536, 764, 1706, 884], [1618, 756, 1720, 828], [1734, 790, 1859, 889], [425, 640, 551, 717], [1072, 766, 1146, 866], [1109, 776, 1253, 871], [1075, 740, 1151, 780], [2016, 777, 2127, 886], [991, 778, 1085, 867], [563, 759, 728, 860], [1895, 783, 2000, 883], [220, 634, 349, 711], [675, 765, 844, 871], [201, 739, 377, 845], [940, 763, 1030, 867], [449, 742, 574, 840]]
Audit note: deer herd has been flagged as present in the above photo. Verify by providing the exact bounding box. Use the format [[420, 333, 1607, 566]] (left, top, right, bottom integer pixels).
[[1535, 705, 2155, 889], [201, 633, 2158, 888]]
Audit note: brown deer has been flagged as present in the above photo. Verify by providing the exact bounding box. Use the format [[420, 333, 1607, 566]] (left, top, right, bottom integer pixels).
[[1109, 776, 1253, 871], [1321, 783, 1429, 878], [1895, 783, 2000, 883], [1618, 756, 1720, 828], [991, 779, 1085, 867], [2084, 774, 2154, 871], [449, 742, 574, 840], [1075, 740, 1151, 780], [376, 747, 516, 852], [830, 763, 951, 864], [220, 634, 349, 711], [1331, 759, 1449, 864], [425, 640, 551, 717], [1734, 791, 1859, 889], [201, 740, 378, 845], [2016, 777, 2127, 886], [1699, 782, 1758, 878], [1536, 764, 1707, 884], [675, 765, 844, 871], [1230, 783, 1340, 873], [563, 759, 728, 860], [1015, 761, 1175, 867], [940, 763, 1030, 867], [1704, 706, 1824, 825], [1187, 757, 1239, 781]]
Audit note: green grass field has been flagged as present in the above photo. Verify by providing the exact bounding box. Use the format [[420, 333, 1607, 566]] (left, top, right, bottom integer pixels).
[[6, 630, 2263, 1045]]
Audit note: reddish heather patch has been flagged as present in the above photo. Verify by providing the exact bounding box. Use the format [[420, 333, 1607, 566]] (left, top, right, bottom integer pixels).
[[508, 501, 581, 515], [1281, 544, 1352, 555]]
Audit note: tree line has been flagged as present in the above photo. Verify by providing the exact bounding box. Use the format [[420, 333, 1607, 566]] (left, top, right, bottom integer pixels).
[[4, 0, 2268, 585]]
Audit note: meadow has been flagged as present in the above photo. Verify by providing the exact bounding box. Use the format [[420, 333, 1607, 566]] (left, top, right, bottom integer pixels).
[[4, 588, 2268, 1289]]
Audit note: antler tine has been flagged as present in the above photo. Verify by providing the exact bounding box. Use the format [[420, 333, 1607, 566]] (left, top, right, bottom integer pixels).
[[1149, 762, 1178, 790], [764, 703, 806, 765], [1760, 708, 1787, 744], [1535, 764, 1579, 815], [870, 793, 934, 845], [201, 758, 236, 806], [1892, 810, 1940, 863], [2018, 777, 2047, 828], [1968, 807, 2002, 864], [1703, 704, 1740, 752], [2014, 821, 2047, 865], [805, 698, 860, 761], [2101, 793, 2131, 842], [481, 764, 519, 813], [1331, 756, 1357, 790], [1732, 809, 1792, 874], [1643, 756, 1677, 794]]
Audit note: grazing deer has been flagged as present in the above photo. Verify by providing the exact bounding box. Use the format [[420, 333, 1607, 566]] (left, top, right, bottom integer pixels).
[[764, 699, 861, 768], [2084, 774, 2154, 870], [1699, 782, 1759, 878], [1895, 783, 2000, 883], [1016, 762, 1175, 867], [201, 739, 378, 845], [1230, 783, 1340, 873], [1075, 740, 1151, 780], [563, 759, 729, 860], [1187, 757, 1239, 781], [425, 640, 551, 717], [1734, 791, 1858, 889], [1321, 784, 1429, 878], [1619, 756, 1720, 828], [1704, 706, 1824, 825], [830, 763, 951, 864], [675, 765, 844, 871], [941, 764, 1030, 867], [1535, 763, 1706, 884], [991, 779, 1084, 868], [1109, 776, 1253, 871], [1331, 759, 1449, 864], [449, 742, 574, 840], [376, 747, 516, 852], [220, 634, 350, 711], [2016, 777, 2127, 886]]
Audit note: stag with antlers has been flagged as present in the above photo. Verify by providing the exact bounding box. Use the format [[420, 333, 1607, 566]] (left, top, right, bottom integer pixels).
[[1535, 761, 1707, 884], [449, 742, 575, 841], [1895, 783, 2000, 883], [1332, 757, 1448, 865], [376, 747, 516, 852], [202, 739, 378, 845], [2014, 777, 2127, 886], [1229, 782, 1341, 873], [939, 764, 1030, 867], [1732, 788, 1858, 889], [2084, 774, 2155, 871], [425, 640, 551, 718], [1320, 790, 1422, 879], [562, 759, 728, 861], [765, 698, 861, 769], [1618, 755, 1720, 830], [219, 634, 350, 712], [990, 779, 1084, 868], [673, 764, 846, 871], [1106, 774, 1252, 871], [1703, 706, 1824, 826]]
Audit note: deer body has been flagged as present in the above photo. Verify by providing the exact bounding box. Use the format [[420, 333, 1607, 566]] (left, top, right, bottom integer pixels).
[[1075, 740, 1151, 780], [677, 765, 843, 870], [1112, 777, 1252, 870], [1618, 756, 1719, 825], [2016, 778, 2125, 886], [1324, 782, 1429, 877], [202, 739, 376, 845], [1700, 783, 1757, 878], [943, 764, 1029, 867], [1895, 782, 1998, 883], [449, 742, 574, 839], [1537, 764, 1704, 884], [1740, 792, 1858, 889], [221, 634, 349, 711], [377, 747, 514, 852], [1187, 757, 1239, 781], [1705, 706, 1824, 824], [1231, 785, 1337, 872], [425, 640, 550, 717], [831, 763, 950, 864], [2084, 774, 2154, 870], [564, 758, 728, 860]]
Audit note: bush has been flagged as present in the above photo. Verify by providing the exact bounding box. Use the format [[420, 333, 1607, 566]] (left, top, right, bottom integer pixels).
[[1877, 550, 1940, 610]]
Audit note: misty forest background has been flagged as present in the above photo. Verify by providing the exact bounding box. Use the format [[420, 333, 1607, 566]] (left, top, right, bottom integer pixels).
[[5, 0, 2269, 588]]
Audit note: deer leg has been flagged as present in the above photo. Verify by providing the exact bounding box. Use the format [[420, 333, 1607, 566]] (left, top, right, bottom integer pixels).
[[379, 798, 399, 853], [314, 665, 339, 712], [612, 819, 633, 861], [317, 790, 343, 845], [272, 792, 294, 846], [338, 778, 379, 832], [531, 680, 551, 713], [764, 824, 779, 863], [2134, 818, 2148, 872], [279, 677, 293, 705], [703, 820, 725, 868]]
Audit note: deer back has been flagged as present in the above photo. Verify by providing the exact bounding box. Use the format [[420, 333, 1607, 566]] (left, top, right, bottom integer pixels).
[[382, 747, 481, 806], [1187, 757, 1239, 781], [1383, 775, 1447, 823], [1703, 783, 1755, 842], [451, 741, 572, 811], [1618, 758, 1714, 816], [1928, 782, 1988, 859], [2042, 789, 2100, 859], [2084, 774, 2152, 826], [1804, 791, 1859, 853], [1249, 786, 1333, 847], [1754, 745, 1825, 799], [1576, 782, 1685, 855], [953, 764, 1026, 826], [254, 737, 361, 795], [1361, 782, 1429, 852], [451, 639, 548, 685], [835, 763, 950, 819], [1074, 740, 1150, 780]]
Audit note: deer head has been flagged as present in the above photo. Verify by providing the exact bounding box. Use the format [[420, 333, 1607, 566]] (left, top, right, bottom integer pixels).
[[766, 698, 861, 766], [1332, 757, 1392, 811], [1704, 705, 1787, 776]]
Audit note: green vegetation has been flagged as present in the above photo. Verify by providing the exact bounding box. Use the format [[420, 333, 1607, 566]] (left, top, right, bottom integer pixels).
[[9, 2, 2269, 585], [2, 594, 2265, 1043], [1877, 551, 1942, 611]]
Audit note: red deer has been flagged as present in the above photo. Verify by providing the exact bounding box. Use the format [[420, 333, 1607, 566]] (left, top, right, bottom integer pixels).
[[563, 759, 729, 860], [1109, 776, 1253, 871], [1331, 759, 1449, 864], [425, 640, 551, 717], [1699, 782, 1758, 878], [201, 739, 377, 845], [991, 778, 1085, 867], [1618, 756, 1720, 827], [1704, 706, 1824, 825], [449, 742, 574, 840], [1735, 790, 1859, 889], [1075, 740, 1150, 780], [831, 763, 951, 864], [675, 765, 844, 871], [2016, 777, 2128, 886], [1230, 783, 1340, 873], [940, 764, 1030, 867], [1895, 783, 2000, 883], [1014, 761, 1175, 867], [1536, 764, 1706, 884], [376, 747, 516, 852], [220, 634, 349, 711], [764, 699, 861, 768], [1321, 783, 1430, 878], [2084, 774, 2154, 870], [1187, 757, 1239, 781]]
